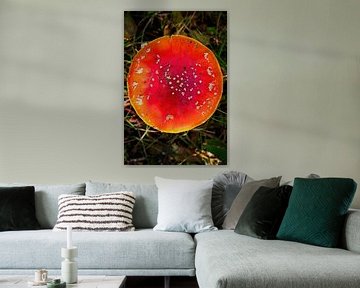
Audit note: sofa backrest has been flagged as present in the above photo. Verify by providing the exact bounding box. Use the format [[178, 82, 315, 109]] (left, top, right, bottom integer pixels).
[[86, 181, 158, 229], [0, 183, 86, 229], [341, 209, 360, 253]]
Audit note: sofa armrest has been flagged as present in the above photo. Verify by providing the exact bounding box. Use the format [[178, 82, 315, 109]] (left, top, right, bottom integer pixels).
[[342, 209, 360, 253]]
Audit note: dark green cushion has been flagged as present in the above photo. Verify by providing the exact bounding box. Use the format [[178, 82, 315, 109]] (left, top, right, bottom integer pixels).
[[235, 185, 292, 239], [0, 186, 41, 231], [277, 178, 357, 247]]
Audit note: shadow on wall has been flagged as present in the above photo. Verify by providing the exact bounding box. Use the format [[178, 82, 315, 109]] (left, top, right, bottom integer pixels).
[[0, 99, 123, 182]]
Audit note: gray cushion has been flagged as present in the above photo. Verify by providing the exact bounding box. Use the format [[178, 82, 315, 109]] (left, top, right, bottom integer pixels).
[[0, 183, 85, 228], [222, 176, 281, 229], [0, 229, 195, 271], [283, 173, 320, 186], [153, 177, 216, 233], [85, 181, 158, 229], [195, 230, 360, 288], [212, 171, 249, 228]]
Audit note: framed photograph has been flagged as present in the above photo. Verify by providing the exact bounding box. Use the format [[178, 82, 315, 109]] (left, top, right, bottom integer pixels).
[[124, 11, 227, 165]]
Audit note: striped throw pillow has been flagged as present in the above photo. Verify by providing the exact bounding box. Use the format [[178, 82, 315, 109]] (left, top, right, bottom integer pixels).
[[53, 192, 136, 231]]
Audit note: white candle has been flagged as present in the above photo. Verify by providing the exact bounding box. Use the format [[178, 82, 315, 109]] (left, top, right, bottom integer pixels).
[[67, 225, 72, 249]]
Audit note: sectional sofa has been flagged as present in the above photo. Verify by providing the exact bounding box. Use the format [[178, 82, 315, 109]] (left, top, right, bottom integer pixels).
[[0, 178, 360, 288]]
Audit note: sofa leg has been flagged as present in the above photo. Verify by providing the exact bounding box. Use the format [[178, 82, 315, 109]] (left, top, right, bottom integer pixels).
[[164, 276, 170, 288]]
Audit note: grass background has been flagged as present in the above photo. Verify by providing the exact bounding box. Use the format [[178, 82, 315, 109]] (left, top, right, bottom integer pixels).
[[124, 11, 227, 165]]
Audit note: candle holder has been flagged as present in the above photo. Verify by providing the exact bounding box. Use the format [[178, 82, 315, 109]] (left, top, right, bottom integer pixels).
[[61, 247, 78, 284]]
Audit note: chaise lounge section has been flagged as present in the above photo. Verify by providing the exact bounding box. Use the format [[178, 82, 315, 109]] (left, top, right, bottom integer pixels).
[[195, 213, 360, 288]]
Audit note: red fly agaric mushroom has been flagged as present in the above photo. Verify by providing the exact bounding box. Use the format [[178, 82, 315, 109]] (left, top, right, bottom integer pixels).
[[127, 35, 223, 133]]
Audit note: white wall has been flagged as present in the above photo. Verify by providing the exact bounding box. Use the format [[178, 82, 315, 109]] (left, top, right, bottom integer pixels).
[[0, 0, 359, 207]]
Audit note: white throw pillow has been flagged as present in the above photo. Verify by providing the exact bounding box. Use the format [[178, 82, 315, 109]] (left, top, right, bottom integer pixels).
[[153, 177, 217, 233], [53, 192, 135, 232]]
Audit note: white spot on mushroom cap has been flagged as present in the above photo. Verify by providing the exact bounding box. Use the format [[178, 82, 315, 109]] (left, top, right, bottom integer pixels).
[[208, 82, 215, 91], [135, 67, 143, 74], [166, 114, 174, 121], [136, 95, 144, 106], [204, 52, 209, 61], [132, 82, 138, 89]]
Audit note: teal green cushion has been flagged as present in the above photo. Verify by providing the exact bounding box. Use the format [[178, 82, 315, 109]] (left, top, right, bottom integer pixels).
[[277, 177, 357, 247]]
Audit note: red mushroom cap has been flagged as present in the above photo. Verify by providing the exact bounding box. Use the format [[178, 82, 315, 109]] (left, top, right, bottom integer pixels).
[[127, 35, 223, 133]]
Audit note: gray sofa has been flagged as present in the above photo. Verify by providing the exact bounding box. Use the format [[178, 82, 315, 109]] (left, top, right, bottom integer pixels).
[[1, 181, 360, 288]]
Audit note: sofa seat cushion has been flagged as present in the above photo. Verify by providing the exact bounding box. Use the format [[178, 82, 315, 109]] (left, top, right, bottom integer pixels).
[[0, 229, 195, 271], [195, 230, 360, 288]]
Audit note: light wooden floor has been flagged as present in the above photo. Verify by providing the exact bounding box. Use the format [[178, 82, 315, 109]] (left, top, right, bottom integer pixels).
[[126, 276, 199, 288]]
